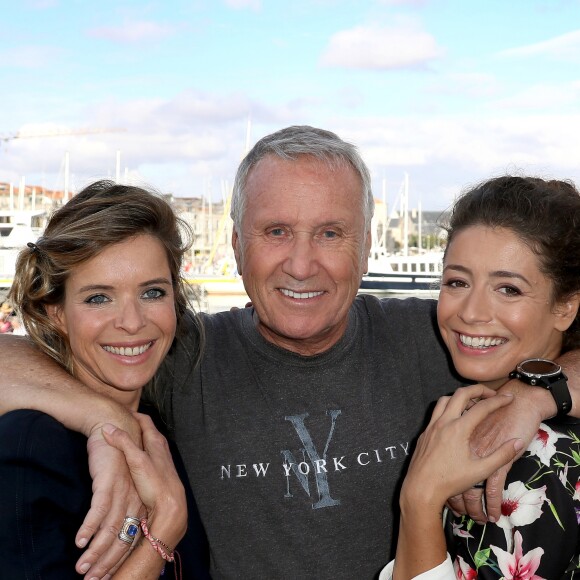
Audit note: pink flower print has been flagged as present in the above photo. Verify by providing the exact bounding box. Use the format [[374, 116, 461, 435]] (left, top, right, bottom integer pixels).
[[452, 521, 474, 539], [497, 481, 547, 551], [573, 478, 580, 502], [490, 530, 545, 579], [526, 423, 569, 467], [454, 555, 477, 580]]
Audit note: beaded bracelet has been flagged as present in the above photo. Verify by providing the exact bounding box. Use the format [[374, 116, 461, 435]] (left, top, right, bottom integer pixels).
[[140, 518, 175, 562]]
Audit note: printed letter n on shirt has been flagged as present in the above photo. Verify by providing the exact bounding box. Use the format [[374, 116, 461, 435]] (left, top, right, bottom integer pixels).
[[281, 411, 342, 509]]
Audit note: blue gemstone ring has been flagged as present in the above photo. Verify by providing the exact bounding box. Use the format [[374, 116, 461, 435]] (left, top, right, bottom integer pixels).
[[118, 516, 141, 544]]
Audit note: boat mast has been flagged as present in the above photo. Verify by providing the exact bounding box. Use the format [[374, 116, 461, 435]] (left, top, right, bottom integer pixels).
[[116, 150, 121, 182], [18, 176, 25, 210], [382, 176, 387, 254], [418, 199, 422, 252], [402, 172, 409, 257]]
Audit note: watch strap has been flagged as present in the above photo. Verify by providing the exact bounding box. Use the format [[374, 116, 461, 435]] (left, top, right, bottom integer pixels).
[[549, 376, 572, 418]]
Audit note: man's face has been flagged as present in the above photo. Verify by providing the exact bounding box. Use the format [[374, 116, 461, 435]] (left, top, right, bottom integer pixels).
[[233, 154, 371, 356]]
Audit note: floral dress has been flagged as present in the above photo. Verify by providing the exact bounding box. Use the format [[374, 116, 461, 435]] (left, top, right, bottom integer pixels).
[[448, 419, 580, 579]]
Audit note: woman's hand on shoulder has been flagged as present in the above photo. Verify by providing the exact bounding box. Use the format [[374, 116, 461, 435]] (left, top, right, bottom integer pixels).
[[401, 385, 524, 514]]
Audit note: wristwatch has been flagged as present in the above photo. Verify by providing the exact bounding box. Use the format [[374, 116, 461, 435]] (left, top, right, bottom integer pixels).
[[509, 358, 572, 418]]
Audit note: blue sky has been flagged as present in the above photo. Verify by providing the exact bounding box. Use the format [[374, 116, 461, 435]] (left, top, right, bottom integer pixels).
[[1, 0, 579, 210]]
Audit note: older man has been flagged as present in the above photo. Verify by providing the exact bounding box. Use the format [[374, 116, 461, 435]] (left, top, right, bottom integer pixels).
[[1, 126, 578, 579]]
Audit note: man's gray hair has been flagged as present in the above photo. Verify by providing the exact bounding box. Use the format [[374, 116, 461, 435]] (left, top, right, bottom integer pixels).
[[230, 125, 374, 231]]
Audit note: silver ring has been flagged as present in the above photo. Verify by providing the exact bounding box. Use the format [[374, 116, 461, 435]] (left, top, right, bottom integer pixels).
[[118, 516, 141, 544]]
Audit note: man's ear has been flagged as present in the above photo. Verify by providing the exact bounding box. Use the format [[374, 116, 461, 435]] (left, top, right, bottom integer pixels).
[[554, 293, 580, 332], [46, 304, 67, 335], [232, 228, 242, 276]]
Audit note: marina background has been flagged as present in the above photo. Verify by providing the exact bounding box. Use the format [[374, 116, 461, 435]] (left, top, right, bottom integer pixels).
[[1, 1, 578, 316], [0, 175, 445, 311]]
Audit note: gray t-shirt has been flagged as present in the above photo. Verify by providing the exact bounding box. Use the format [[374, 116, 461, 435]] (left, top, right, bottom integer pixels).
[[161, 295, 461, 579]]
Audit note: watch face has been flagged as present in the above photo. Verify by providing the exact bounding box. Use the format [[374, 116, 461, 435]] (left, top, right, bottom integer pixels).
[[519, 358, 561, 377]]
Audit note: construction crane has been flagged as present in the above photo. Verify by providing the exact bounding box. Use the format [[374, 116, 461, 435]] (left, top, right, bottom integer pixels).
[[0, 127, 126, 143]]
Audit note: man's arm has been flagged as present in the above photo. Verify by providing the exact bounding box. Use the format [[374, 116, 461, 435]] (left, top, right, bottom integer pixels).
[[451, 349, 580, 522], [0, 334, 143, 579], [560, 349, 580, 416], [0, 335, 135, 432]]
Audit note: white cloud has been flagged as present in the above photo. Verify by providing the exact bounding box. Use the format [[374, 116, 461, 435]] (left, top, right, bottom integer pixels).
[[88, 21, 176, 43], [0, 91, 259, 194], [3, 91, 580, 211], [319, 23, 443, 69], [89, 90, 254, 131], [498, 29, 580, 60], [357, 114, 580, 171], [337, 111, 580, 208]]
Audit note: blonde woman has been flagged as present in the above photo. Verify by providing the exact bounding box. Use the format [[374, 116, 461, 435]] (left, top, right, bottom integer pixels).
[[0, 181, 209, 579]]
